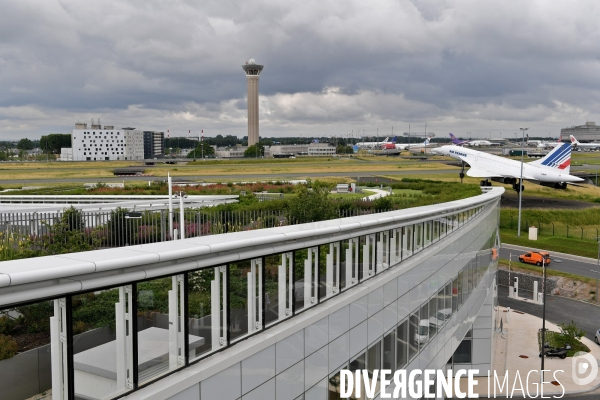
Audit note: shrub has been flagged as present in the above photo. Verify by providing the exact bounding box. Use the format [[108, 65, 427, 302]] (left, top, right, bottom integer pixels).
[[16, 301, 53, 333], [0, 315, 15, 335], [558, 320, 585, 345], [287, 182, 335, 223], [0, 335, 18, 360], [373, 196, 393, 211]]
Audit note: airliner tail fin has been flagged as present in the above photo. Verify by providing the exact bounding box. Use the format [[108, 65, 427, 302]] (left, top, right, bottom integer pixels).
[[528, 142, 572, 174]]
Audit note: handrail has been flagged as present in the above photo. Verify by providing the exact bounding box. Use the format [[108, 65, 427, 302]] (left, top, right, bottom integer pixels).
[[0, 187, 503, 307]]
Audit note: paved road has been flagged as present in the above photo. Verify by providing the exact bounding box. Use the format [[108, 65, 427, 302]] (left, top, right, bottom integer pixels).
[[498, 285, 600, 341], [500, 245, 600, 281]]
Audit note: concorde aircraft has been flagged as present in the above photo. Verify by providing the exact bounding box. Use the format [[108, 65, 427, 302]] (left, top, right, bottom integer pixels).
[[431, 142, 584, 191]]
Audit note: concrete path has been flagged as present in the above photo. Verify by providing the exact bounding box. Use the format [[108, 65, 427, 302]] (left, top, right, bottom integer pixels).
[[362, 188, 391, 200]]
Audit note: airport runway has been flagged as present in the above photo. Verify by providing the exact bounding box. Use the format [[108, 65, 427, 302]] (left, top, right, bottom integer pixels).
[[500, 245, 600, 281]]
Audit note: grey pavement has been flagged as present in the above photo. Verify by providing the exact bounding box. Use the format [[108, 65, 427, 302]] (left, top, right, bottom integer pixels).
[[498, 285, 600, 341], [500, 243, 600, 281]]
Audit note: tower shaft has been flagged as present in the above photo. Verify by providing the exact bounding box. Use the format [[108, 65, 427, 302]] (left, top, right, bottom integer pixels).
[[242, 60, 264, 148], [246, 75, 260, 147]]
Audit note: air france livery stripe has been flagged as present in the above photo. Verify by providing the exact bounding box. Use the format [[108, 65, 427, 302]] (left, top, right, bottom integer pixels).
[[541, 143, 571, 169]]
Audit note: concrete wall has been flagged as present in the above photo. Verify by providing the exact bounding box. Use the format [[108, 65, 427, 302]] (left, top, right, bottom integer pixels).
[[1, 325, 116, 400], [247, 76, 259, 146], [497, 269, 556, 294]]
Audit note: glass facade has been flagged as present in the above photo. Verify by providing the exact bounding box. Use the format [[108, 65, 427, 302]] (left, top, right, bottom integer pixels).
[[0, 201, 497, 400], [73, 287, 132, 400], [136, 276, 184, 384]]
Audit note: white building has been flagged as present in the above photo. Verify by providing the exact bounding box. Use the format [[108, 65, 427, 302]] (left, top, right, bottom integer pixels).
[[308, 142, 335, 156], [268, 143, 335, 157], [70, 122, 145, 161], [215, 146, 247, 158], [59, 147, 73, 161]]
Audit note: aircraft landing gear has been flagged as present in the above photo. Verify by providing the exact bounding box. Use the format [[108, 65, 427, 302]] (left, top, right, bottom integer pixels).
[[480, 179, 492, 187], [459, 161, 465, 183], [512, 179, 524, 192]]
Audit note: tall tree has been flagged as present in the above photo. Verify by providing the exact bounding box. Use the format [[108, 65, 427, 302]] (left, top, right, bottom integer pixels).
[[244, 143, 265, 158], [186, 142, 215, 158], [17, 138, 34, 150], [40, 134, 71, 153]]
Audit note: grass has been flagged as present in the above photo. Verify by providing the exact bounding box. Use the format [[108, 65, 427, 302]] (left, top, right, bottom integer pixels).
[[500, 228, 598, 258], [0, 159, 458, 181], [537, 330, 589, 357], [501, 208, 600, 227], [329, 192, 371, 200], [187, 157, 353, 165], [392, 189, 423, 195]]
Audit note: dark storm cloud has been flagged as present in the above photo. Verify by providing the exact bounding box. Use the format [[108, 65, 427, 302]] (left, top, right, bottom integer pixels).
[[1, 0, 600, 139]]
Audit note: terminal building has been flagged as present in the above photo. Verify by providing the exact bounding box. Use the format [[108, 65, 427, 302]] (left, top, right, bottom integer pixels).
[[0, 187, 502, 400], [560, 121, 600, 142]]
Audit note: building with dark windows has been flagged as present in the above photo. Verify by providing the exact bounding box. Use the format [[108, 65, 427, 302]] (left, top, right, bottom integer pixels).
[[65, 121, 145, 161], [0, 187, 503, 400], [143, 131, 164, 159]]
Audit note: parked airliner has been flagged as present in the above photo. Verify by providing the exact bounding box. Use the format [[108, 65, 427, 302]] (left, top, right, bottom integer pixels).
[[407, 138, 437, 150], [381, 136, 399, 150], [570, 135, 600, 151], [431, 142, 584, 190], [356, 137, 390, 149], [449, 133, 497, 147], [380, 137, 434, 151]]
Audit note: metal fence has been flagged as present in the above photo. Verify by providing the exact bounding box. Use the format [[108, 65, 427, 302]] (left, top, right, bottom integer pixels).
[[501, 215, 600, 240], [0, 208, 391, 258]]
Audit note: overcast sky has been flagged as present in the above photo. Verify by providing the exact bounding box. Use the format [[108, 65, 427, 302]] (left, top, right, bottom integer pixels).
[[1, 0, 600, 140]]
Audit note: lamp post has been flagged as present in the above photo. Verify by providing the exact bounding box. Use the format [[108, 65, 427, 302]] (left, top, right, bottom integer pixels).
[[175, 191, 187, 240], [541, 257, 547, 381], [517, 127, 529, 236], [424, 122, 428, 155], [168, 172, 173, 239], [596, 238, 599, 303]]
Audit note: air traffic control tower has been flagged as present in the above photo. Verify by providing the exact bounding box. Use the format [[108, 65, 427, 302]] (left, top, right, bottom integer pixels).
[[242, 59, 264, 146]]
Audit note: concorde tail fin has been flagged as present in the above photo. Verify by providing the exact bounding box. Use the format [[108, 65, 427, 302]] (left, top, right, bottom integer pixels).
[[528, 142, 572, 174]]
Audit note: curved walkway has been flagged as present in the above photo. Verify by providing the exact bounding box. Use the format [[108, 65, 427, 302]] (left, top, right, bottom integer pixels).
[[363, 188, 391, 200]]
